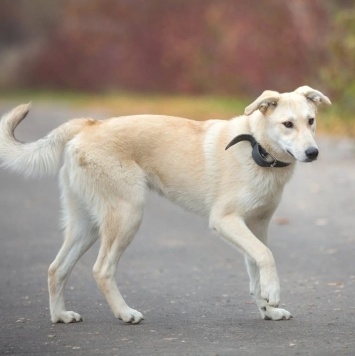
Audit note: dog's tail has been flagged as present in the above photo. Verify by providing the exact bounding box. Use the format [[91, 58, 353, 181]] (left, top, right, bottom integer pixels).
[[0, 103, 90, 178]]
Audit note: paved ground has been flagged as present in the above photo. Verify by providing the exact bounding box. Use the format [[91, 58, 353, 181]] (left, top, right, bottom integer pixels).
[[0, 103, 354, 355]]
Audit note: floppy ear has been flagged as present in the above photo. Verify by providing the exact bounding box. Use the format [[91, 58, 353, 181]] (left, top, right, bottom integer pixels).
[[295, 86, 332, 106], [244, 90, 280, 116]]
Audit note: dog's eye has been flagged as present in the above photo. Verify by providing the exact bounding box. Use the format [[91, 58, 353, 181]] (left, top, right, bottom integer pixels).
[[308, 118, 315, 125], [283, 121, 294, 129]]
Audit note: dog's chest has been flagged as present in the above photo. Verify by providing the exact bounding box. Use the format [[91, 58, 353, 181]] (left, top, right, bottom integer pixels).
[[239, 170, 288, 214]]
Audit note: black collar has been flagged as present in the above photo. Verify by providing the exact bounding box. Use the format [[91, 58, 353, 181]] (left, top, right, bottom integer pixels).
[[225, 134, 291, 168]]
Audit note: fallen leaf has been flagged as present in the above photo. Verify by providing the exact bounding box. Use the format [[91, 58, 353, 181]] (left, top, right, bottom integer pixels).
[[327, 282, 344, 287], [275, 217, 290, 225]]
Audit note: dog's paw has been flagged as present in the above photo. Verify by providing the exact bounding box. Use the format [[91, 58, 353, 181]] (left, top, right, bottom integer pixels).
[[260, 275, 280, 307], [258, 270, 280, 308], [118, 308, 144, 324], [51, 311, 83, 324], [261, 306, 292, 321]]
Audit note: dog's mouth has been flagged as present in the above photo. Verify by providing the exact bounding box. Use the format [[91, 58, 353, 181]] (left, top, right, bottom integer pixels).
[[304, 157, 317, 163], [286, 150, 295, 158]]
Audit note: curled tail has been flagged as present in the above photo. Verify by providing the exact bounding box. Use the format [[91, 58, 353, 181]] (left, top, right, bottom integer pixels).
[[0, 103, 90, 178]]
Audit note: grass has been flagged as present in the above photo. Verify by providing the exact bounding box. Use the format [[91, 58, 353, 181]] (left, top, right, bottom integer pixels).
[[319, 106, 355, 137], [0, 90, 353, 136], [0, 90, 247, 120]]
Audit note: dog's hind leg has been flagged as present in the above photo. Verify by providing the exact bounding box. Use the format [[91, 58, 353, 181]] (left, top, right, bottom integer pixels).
[[48, 193, 99, 323], [92, 198, 144, 324]]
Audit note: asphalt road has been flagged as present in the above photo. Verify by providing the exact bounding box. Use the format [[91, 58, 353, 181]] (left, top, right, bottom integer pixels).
[[0, 103, 354, 355]]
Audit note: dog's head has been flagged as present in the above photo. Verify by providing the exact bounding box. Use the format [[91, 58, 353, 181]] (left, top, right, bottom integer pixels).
[[244, 86, 331, 163]]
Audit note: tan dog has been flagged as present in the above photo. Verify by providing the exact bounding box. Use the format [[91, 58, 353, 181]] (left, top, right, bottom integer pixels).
[[0, 86, 331, 323]]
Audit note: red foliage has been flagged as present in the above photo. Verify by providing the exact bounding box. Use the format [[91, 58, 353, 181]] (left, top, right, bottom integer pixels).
[[3, 0, 329, 95]]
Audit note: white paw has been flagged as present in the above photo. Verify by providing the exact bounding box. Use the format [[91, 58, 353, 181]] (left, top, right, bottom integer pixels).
[[259, 270, 281, 307], [51, 311, 83, 323], [261, 306, 292, 321], [118, 308, 144, 324], [260, 283, 280, 307]]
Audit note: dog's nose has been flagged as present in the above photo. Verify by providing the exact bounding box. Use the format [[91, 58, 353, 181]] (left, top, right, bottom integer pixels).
[[305, 147, 319, 160]]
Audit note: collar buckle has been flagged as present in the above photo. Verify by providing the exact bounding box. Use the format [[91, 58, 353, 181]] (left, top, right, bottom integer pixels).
[[261, 151, 277, 167]]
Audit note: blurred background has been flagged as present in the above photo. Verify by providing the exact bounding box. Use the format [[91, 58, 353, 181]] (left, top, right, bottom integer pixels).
[[1, 2, 355, 353], [0, 0, 354, 133]]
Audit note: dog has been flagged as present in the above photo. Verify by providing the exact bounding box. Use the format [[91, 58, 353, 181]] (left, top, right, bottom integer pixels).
[[0, 86, 331, 323]]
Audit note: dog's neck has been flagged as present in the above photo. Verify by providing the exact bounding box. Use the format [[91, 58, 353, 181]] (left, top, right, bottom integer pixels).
[[225, 134, 291, 168]]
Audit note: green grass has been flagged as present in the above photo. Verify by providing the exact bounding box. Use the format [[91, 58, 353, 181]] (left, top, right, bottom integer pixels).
[[0, 90, 247, 119], [319, 106, 355, 137], [0, 90, 353, 135]]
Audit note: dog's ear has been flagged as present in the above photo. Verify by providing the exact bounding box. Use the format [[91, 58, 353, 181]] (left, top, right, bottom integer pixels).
[[295, 86, 332, 106], [244, 90, 280, 116]]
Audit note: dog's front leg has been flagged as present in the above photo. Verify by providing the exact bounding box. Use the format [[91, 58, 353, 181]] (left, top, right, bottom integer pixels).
[[210, 214, 291, 320], [244, 255, 292, 320], [245, 219, 292, 320]]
